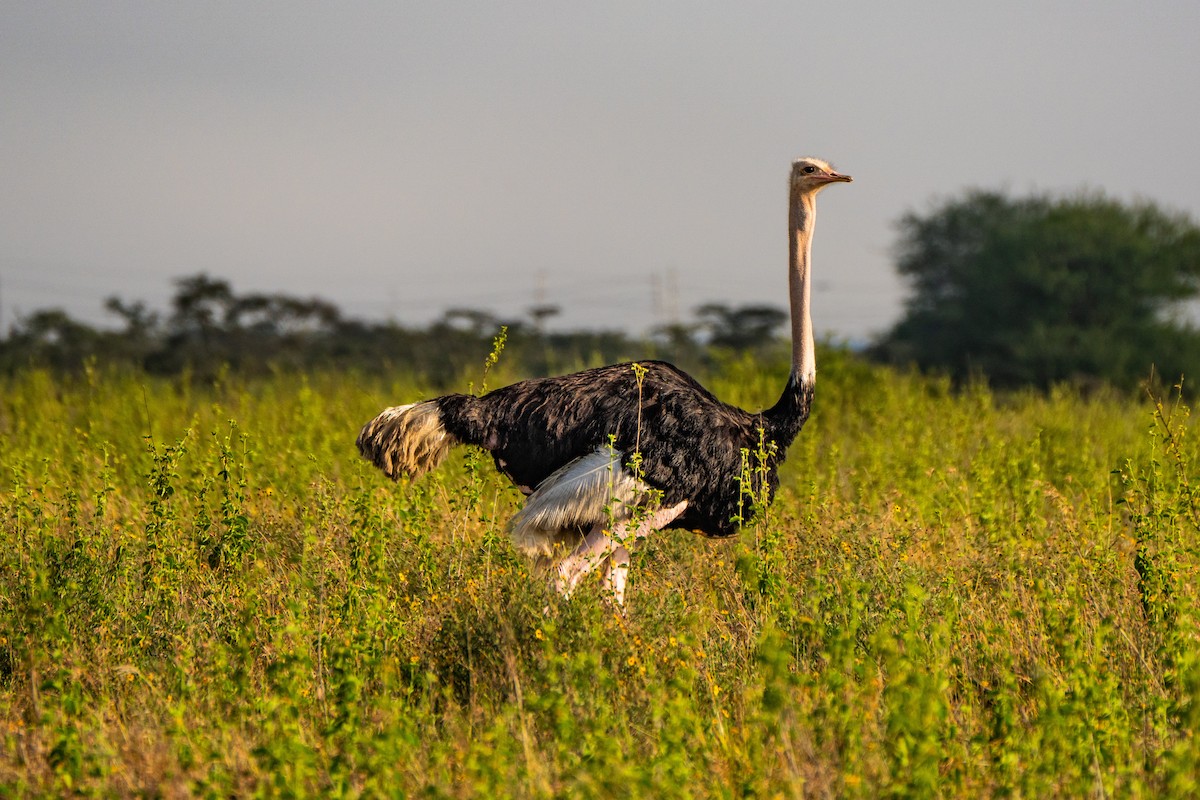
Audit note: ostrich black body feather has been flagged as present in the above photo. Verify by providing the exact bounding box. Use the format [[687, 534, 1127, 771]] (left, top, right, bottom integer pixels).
[[433, 360, 813, 538]]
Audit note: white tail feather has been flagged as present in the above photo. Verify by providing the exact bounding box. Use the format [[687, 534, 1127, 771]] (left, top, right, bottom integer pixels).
[[509, 448, 642, 557]]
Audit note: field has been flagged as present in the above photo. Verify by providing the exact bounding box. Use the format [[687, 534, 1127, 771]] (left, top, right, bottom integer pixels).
[[2, 352, 1200, 797]]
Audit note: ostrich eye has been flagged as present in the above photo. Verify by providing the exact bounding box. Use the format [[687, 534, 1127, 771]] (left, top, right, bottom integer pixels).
[[801, 165, 817, 174]]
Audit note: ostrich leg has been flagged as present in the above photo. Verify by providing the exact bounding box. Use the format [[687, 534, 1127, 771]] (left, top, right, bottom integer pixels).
[[555, 500, 689, 603]]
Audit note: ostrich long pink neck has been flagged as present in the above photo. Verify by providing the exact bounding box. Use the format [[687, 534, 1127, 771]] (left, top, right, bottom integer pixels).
[[788, 187, 817, 386]]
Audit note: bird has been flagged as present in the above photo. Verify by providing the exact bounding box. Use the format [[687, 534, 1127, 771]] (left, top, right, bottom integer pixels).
[[357, 157, 852, 605]]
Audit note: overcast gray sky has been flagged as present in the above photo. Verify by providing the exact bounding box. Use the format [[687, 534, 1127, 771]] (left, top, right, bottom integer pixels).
[[2, 1, 1198, 341]]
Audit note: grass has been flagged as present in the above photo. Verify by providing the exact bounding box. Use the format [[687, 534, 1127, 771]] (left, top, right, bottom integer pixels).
[[1, 354, 1199, 797]]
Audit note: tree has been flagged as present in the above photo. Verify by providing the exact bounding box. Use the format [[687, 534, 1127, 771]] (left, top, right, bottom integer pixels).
[[874, 190, 1200, 389], [695, 303, 788, 351], [0, 309, 103, 371]]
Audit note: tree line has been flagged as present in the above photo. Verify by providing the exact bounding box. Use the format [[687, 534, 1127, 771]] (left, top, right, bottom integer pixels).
[[0, 273, 790, 386], [5, 188, 1199, 391]]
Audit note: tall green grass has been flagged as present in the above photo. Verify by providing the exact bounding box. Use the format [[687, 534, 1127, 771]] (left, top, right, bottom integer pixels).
[[1, 356, 1198, 797]]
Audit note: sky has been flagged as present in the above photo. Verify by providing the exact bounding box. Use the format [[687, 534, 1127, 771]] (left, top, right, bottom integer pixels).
[[2, 1, 1198, 343]]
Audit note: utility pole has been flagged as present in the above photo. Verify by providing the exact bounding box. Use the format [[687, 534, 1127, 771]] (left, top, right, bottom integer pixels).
[[665, 267, 680, 326], [534, 270, 547, 310], [651, 272, 663, 325], [528, 270, 559, 333]]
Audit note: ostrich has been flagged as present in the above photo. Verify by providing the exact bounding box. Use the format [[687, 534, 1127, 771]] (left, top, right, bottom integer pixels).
[[357, 157, 851, 605]]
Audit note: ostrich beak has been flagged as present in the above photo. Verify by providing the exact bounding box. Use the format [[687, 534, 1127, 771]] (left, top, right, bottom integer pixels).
[[827, 171, 853, 183]]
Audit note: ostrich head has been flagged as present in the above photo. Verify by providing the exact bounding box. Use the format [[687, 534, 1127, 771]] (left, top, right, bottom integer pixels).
[[791, 157, 852, 194]]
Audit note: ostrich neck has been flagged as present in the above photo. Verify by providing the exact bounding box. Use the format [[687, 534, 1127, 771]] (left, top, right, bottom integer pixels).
[[759, 187, 817, 449], [789, 191, 816, 386]]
